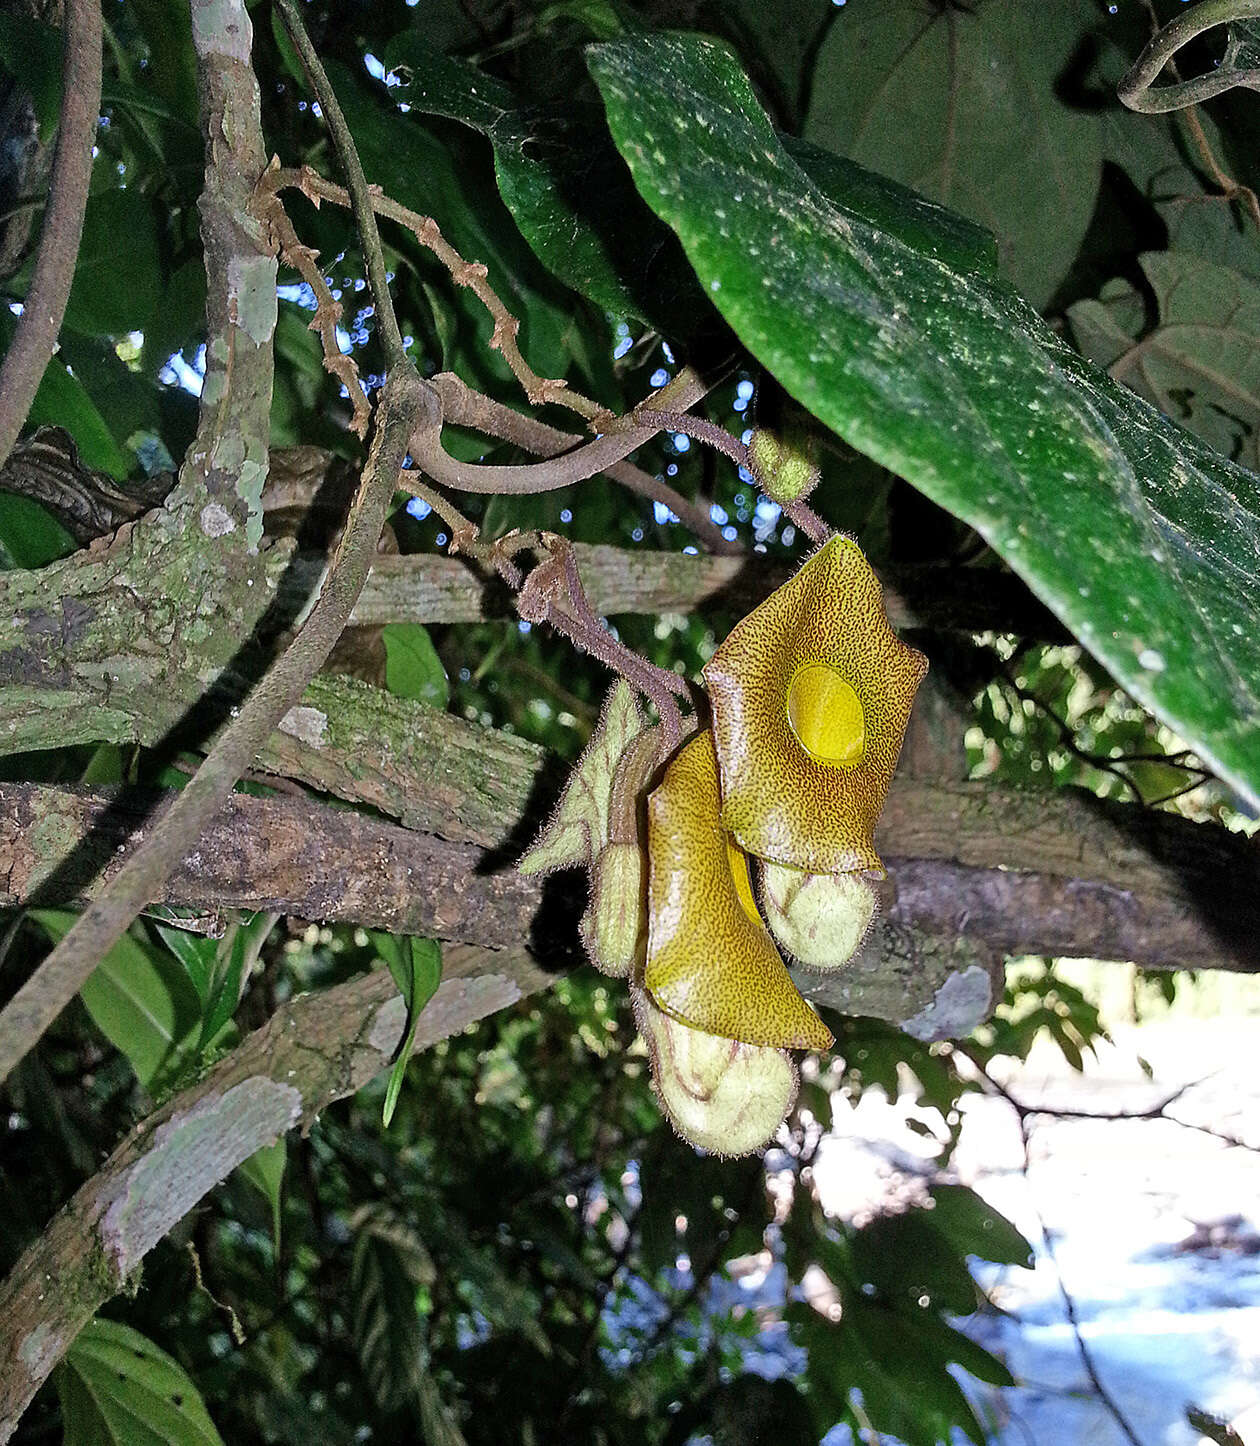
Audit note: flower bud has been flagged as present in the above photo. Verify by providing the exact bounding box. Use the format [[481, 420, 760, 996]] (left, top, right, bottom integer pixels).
[[746, 428, 820, 505], [634, 987, 798, 1156], [581, 842, 646, 978], [759, 863, 878, 971]]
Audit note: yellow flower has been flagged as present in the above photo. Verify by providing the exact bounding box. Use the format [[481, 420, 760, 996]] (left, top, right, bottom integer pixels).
[[643, 730, 833, 1052], [703, 534, 927, 876]]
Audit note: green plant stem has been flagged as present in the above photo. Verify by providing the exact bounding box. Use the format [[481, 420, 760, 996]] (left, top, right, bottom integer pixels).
[[1119, 0, 1260, 112], [0, 0, 101, 471]]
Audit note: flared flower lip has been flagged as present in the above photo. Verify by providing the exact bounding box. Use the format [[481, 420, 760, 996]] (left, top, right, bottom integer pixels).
[[703, 534, 927, 876], [644, 730, 834, 1053]]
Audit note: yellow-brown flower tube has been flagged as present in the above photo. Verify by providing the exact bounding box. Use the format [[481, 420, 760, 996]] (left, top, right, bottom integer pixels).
[[703, 534, 928, 875], [644, 730, 833, 1052]]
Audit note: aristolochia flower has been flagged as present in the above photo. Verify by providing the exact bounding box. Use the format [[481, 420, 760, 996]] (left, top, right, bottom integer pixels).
[[643, 730, 833, 1052], [703, 534, 927, 876]]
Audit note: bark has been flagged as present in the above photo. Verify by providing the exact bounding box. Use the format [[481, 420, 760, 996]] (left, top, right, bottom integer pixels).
[[0, 940, 555, 1438], [3, 771, 1255, 975]]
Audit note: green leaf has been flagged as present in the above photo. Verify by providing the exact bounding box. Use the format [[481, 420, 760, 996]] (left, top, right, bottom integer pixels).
[[0, 13, 61, 136], [0, 312, 131, 478], [788, 1297, 1001, 1446], [152, 921, 217, 1003], [350, 1206, 435, 1411], [370, 933, 442, 1127], [802, 0, 1103, 307], [33, 909, 201, 1091], [57, 1317, 224, 1445], [927, 1183, 1035, 1270], [63, 188, 162, 337], [382, 42, 704, 328], [1101, 103, 1260, 283], [589, 32, 1260, 811], [382, 622, 450, 708], [0, 493, 75, 569], [1068, 251, 1260, 474], [142, 258, 207, 379], [236, 1138, 286, 1250]]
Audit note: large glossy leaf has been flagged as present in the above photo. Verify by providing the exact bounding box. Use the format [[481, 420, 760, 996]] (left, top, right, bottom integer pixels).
[[803, 0, 1103, 307], [589, 33, 1260, 810], [57, 1318, 224, 1446], [1068, 251, 1260, 474]]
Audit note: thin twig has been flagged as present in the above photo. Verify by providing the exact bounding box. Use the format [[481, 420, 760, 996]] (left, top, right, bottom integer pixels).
[[990, 1079, 1147, 1446], [433, 373, 741, 555], [0, 0, 101, 471], [272, 1, 406, 373], [407, 367, 710, 496], [1119, 0, 1260, 113], [517, 536, 690, 750], [782, 498, 833, 545]]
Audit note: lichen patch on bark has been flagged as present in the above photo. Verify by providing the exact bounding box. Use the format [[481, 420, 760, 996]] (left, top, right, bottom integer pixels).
[[97, 1079, 301, 1276]]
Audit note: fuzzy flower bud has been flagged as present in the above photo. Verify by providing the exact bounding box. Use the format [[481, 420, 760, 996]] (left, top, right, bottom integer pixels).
[[581, 842, 646, 979], [634, 987, 799, 1156], [759, 863, 878, 971], [746, 428, 820, 505]]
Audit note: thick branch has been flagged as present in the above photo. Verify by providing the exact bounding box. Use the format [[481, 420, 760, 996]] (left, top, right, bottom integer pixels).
[[344, 545, 1064, 635], [0, 540, 1061, 762], [0, 940, 555, 1438], [0, 0, 101, 471], [2, 774, 1255, 974]]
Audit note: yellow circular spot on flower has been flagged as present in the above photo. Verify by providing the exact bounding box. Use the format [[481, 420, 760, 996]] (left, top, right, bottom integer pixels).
[[786, 663, 865, 766], [644, 731, 833, 1053]]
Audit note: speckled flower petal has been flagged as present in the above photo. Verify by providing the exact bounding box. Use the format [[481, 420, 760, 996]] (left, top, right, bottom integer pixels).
[[644, 730, 833, 1052], [703, 534, 928, 874]]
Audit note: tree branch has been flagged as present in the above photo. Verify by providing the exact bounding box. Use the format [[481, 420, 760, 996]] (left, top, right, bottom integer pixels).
[[0, 0, 101, 472], [2, 770, 1255, 976], [0, 940, 556, 1438], [0, 0, 436, 1086]]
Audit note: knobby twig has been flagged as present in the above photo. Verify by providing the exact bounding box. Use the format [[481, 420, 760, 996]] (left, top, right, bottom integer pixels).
[[257, 176, 373, 438], [0, 0, 102, 471], [261, 163, 601, 420], [256, 167, 743, 556]]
